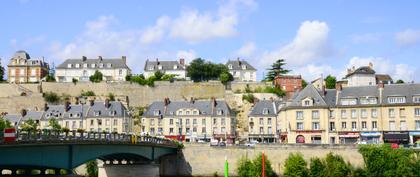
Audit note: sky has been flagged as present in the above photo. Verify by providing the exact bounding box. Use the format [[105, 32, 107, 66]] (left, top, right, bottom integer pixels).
[[1, 0, 420, 82]]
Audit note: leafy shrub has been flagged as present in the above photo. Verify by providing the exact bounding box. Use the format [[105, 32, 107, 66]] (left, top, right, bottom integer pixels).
[[283, 153, 308, 177], [242, 94, 255, 103], [81, 90, 96, 97], [237, 153, 274, 177], [89, 70, 103, 83], [43, 91, 60, 103]]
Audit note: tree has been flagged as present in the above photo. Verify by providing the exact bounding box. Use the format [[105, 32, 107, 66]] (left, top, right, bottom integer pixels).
[[242, 94, 255, 104], [72, 78, 78, 85], [43, 91, 60, 103], [324, 75, 337, 89], [309, 157, 325, 177], [187, 58, 230, 82], [283, 153, 308, 177], [219, 72, 233, 85], [237, 153, 275, 177], [45, 74, 56, 82], [265, 59, 290, 81], [48, 118, 61, 131], [0, 116, 12, 131], [323, 153, 351, 177], [108, 93, 115, 101], [0, 58, 5, 82], [264, 86, 286, 97], [20, 119, 38, 132], [237, 157, 255, 177], [396, 79, 404, 84], [154, 71, 164, 80], [86, 160, 98, 177], [302, 80, 308, 88], [81, 90, 96, 97], [89, 70, 103, 83]]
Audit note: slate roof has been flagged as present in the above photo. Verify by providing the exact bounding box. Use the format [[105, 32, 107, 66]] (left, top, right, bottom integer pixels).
[[249, 100, 283, 116], [376, 74, 393, 83], [3, 111, 44, 125], [43, 101, 129, 119], [56, 57, 129, 69], [144, 59, 185, 71], [345, 66, 376, 78], [13, 50, 31, 59], [288, 84, 328, 108], [226, 59, 256, 71], [143, 99, 233, 117], [382, 84, 420, 104]]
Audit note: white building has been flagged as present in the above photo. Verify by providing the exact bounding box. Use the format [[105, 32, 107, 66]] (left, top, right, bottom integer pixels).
[[55, 56, 131, 82], [143, 59, 186, 79], [226, 59, 257, 82]]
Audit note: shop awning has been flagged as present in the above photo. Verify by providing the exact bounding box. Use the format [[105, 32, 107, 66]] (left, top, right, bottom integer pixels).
[[361, 132, 381, 136], [339, 135, 359, 138], [383, 132, 409, 141]]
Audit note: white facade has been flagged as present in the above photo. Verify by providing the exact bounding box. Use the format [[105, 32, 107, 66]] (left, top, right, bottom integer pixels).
[[346, 74, 376, 87], [144, 69, 186, 79], [143, 59, 187, 79], [229, 70, 257, 82], [56, 68, 130, 82]]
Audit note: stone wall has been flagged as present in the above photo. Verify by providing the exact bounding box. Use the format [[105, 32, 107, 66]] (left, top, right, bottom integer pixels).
[[230, 82, 272, 93], [180, 144, 363, 176], [0, 95, 45, 113]]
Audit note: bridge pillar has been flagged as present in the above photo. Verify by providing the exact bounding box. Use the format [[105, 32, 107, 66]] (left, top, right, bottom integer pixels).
[[98, 163, 160, 177]]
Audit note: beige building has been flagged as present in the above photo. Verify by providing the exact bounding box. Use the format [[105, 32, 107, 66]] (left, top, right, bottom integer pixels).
[[7, 50, 49, 83], [248, 100, 284, 143], [141, 98, 236, 143]]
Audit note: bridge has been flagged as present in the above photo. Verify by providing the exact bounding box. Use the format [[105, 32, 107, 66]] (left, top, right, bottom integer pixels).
[[0, 130, 180, 176]]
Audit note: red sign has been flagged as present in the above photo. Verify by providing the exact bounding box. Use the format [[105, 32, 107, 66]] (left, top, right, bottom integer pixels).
[[3, 128, 16, 143], [165, 135, 185, 141]]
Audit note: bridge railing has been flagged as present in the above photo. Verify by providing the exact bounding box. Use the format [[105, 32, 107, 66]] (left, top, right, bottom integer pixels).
[[1, 130, 178, 148]]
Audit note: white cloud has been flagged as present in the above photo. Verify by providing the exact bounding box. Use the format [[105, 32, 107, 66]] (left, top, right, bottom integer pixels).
[[395, 29, 420, 47], [351, 33, 382, 44], [176, 49, 197, 63], [235, 42, 256, 57], [140, 16, 170, 44], [260, 20, 333, 67], [292, 64, 339, 82]]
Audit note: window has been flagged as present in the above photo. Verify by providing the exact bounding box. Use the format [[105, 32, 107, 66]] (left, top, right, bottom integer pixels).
[[186, 128, 190, 134], [361, 109, 367, 118], [177, 111, 183, 115], [105, 119, 110, 126], [221, 118, 226, 125], [95, 111, 101, 116], [83, 63, 88, 68], [259, 127, 263, 134], [389, 121, 396, 130], [113, 119, 118, 126], [297, 122, 304, 130], [228, 64, 233, 69], [186, 111, 190, 115], [193, 127, 197, 133], [351, 110, 357, 118], [341, 122, 347, 129], [259, 118, 264, 125], [193, 111, 198, 115], [202, 118, 206, 125], [90, 120, 94, 126], [119, 69, 123, 76], [312, 122, 320, 130], [329, 122, 336, 131], [242, 65, 247, 70], [65, 121, 69, 128], [372, 121, 377, 130], [169, 128, 174, 134], [107, 63, 112, 68], [150, 119, 155, 126], [329, 110, 335, 119], [413, 96, 420, 103], [67, 64, 72, 68], [193, 119, 197, 125], [416, 121, 420, 130], [75, 64, 80, 68], [400, 108, 406, 117], [388, 96, 406, 104], [72, 121, 76, 129], [150, 128, 155, 134], [296, 111, 304, 120], [91, 63, 96, 68], [362, 121, 367, 129], [31, 69, 36, 76], [360, 97, 377, 105], [268, 127, 273, 134], [400, 121, 407, 130], [173, 65, 178, 69], [267, 118, 272, 125], [153, 110, 160, 116], [213, 118, 217, 125], [262, 108, 269, 115], [169, 119, 173, 125], [351, 122, 357, 130], [186, 119, 190, 125], [312, 110, 319, 119], [202, 127, 206, 133], [98, 119, 102, 126], [341, 98, 357, 105], [80, 121, 83, 128], [415, 108, 420, 117], [341, 110, 347, 118], [217, 109, 223, 115], [389, 109, 395, 118], [371, 109, 378, 118]]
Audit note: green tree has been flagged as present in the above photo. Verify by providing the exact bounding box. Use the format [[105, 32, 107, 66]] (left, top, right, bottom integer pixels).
[[161, 74, 177, 81], [86, 160, 98, 177], [154, 71, 164, 80], [219, 72, 233, 85], [309, 157, 325, 177], [72, 78, 78, 85], [242, 94, 255, 104], [89, 70, 103, 83], [21, 119, 38, 132], [81, 90, 96, 97], [237, 153, 275, 177], [0, 59, 4, 82], [108, 93, 115, 101], [265, 59, 290, 81], [0, 116, 12, 131], [283, 153, 308, 177], [43, 91, 60, 103], [302, 80, 308, 88], [323, 153, 351, 177], [237, 157, 254, 177], [187, 58, 230, 82], [264, 86, 286, 97], [125, 74, 132, 81], [48, 118, 61, 131], [396, 79, 404, 84], [324, 75, 337, 89], [45, 74, 56, 82]]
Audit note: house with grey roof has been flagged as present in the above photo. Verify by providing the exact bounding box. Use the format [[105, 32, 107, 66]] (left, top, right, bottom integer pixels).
[[55, 56, 131, 82], [248, 100, 284, 143], [7, 50, 49, 83], [142, 98, 236, 143], [226, 58, 257, 82], [143, 59, 186, 79], [3, 110, 44, 128], [343, 62, 393, 87]]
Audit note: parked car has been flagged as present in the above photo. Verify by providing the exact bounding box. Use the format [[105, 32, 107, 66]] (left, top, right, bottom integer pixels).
[[244, 142, 256, 147]]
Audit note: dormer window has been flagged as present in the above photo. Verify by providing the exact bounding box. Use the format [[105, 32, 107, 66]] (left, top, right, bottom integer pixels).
[[388, 96, 406, 104], [148, 66, 154, 71], [193, 110, 198, 115], [83, 63, 88, 68], [228, 64, 233, 69], [413, 96, 420, 103], [217, 109, 223, 115], [360, 97, 377, 105], [158, 65, 162, 70], [95, 111, 101, 116], [67, 64, 72, 68], [186, 111, 190, 115], [153, 110, 160, 116], [99, 63, 104, 68], [341, 98, 357, 105], [178, 111, 183, 115], [75, 64, 80, 68], [91, 63, 96, 68], [107, 63, 112, 68], [174, 65, 178, 69], [302, 98, 313, 106], [242, 65, 247, 70], [262, 108, 269, 115]]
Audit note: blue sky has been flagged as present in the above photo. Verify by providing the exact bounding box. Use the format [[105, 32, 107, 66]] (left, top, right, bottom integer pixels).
[[1, 0, 420, 81]]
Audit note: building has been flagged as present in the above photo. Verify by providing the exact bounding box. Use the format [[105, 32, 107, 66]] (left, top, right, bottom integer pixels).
[[344, 63, 393, 87], [311, 77, 326, 91], [55, 56, 131, 82], [226, 59, 257, 82], [273, 75, 303, 98], [141, 98, 236, 143], [3, 100, 132, 133], [279, 83, 420, 145], [144, 59, 186, 79], [248, 100, 284, 143], [7, 50, 49, 83]]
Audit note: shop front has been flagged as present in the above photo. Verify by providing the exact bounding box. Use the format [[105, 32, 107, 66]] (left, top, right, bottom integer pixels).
[[248, 134, 277, 143], [383, 131, 409, 144], [409, 131, 420, 145], [339, 132, 359, 144], [165, 135, 185, 141], [213, 134, 236, 144], [360, 132, 381, 144], [295, 130, 323, 144]]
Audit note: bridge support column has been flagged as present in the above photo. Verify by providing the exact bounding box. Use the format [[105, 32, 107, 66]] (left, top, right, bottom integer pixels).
[[98, 163, 160, 177]]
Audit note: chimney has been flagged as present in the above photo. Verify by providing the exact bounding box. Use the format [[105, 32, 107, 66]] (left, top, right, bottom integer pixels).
[[378, 82, 384, 104], [368, 62, 373, 69], [44, 103, 49, 111], [335, 83, 342, 105], [190, 97, 195, 104], [89, 99, 94, 106], [98, 56, 103, 61], [82, 56, 87, 61], [105, 99, 110, 109], [179, 58, 185, 66], [122, 56, 127, 64], [164, 98, 171, 106], [75, 97, 80, 105], [64, 101, 70, 112], [20, 109, 27, 117], [335, 83, 342, 91]]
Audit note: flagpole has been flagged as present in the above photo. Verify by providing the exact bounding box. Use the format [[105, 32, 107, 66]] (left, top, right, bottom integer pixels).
[[225, 156, 229, 177], [262, 151, 265, 177]]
